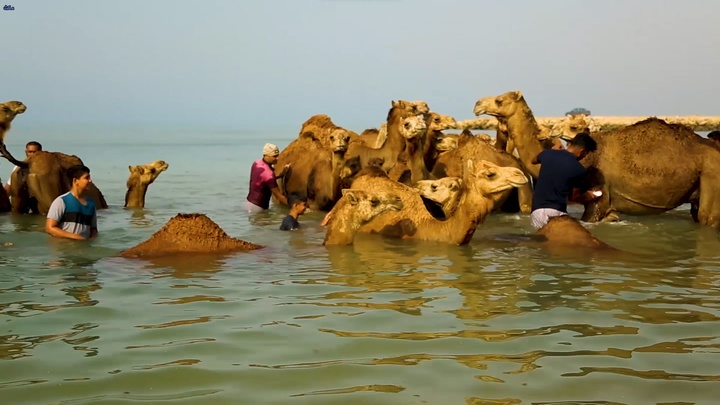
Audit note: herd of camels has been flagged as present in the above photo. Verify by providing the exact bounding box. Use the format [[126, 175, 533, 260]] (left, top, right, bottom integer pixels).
[[1, 90, 720, 260]]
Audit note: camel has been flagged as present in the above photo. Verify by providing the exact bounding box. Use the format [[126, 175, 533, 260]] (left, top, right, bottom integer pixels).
[[431, 131, 533, 214], [323, 189, 404, 246], [346, 159, 528, 245], [414, 177, 463, 219], [387, 115, 431, 185], [421, 112, 458, 172], [274, 114, 357, 210], [0, 101, 27, 144], [0, 146, 109, 215], [0, 101, 28, 212], [118, 213, 263, 258], [125, 160, 170, 208], [344, 100, 430, 173], [473, 90, 720, 227], [416, 179, 621, 254], [275, 129, 350, 211]]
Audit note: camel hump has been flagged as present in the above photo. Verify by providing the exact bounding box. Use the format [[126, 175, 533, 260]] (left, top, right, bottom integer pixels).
[[118, 213, 263, 258]]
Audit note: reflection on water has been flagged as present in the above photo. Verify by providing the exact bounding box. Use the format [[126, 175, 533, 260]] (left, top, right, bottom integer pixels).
[[2, 207, 720, 404]]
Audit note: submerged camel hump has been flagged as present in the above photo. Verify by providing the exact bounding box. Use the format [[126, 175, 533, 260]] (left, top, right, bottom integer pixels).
[[118, 213, 263, 258]]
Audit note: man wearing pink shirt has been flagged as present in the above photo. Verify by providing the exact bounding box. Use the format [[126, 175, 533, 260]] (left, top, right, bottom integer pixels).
[[245, 143, 290, 211]]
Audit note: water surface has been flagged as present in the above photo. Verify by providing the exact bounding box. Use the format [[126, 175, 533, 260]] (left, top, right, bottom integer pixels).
[[1, 125, 719, 404]]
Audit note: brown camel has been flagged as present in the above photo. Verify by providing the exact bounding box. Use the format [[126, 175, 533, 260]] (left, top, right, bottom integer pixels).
[[0, 101, 28, 212], [274, 114, 357, 210], [414, 177, 463, 219], [431, 133, 533, 214], [0, 101, 27, 144], [387, 115, 431, 185], [344, 100, 430, 173], [421, 112, 458, 172], [0, 146, 108, 215], [474, 90, 720, 227], [323, 189, 404, 246], [347, 159, 528, 244], [276, 129, 351, 211], [124, 160, 170, 208], [118, 213, 262, 258], [416, 179, 621, 253]]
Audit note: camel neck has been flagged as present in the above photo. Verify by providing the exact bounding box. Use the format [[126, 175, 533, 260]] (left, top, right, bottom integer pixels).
[[125, 182, 148, 208], [506, 106, 544, 179], [323, 209, 356, 245]]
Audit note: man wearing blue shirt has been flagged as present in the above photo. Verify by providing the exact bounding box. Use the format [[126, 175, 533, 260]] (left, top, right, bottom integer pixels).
[[46, 165, 98, 240], [530, 132, 600, 229]]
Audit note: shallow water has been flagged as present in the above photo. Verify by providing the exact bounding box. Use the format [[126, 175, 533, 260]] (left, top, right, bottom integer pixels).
[[1, 126, 720, 404]]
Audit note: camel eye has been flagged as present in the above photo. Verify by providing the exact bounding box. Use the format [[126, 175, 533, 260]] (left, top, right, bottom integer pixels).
[[570, 126, 578, 131], [404, 122, 410, 128], [431, 184, 437, 191], [487, 172, 496, 179], [495, 99, 502, 106], [370, 198, 380, 207], [149, 168, 156, 174], [1, 107, 9, 113]]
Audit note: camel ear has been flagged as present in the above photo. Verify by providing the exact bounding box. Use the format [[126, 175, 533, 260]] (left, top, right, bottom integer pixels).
[[391, 100, 399, 108], [513, 90, 523, 100], [128, 165, 133, 173], [343, 190, 359, 205]]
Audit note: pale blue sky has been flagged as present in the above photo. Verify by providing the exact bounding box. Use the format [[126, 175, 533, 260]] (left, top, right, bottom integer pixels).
[[3, 0, 720, 131]]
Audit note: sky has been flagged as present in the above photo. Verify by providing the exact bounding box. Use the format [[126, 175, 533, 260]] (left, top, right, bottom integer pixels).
[[3, 0, 720, 132]]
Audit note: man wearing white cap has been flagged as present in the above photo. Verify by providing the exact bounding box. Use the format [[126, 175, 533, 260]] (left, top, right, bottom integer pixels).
[[245, 143, 290, 211]]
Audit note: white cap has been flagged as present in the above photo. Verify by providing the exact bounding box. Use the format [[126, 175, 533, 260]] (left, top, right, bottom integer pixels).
[[262, 143, 279, 156]]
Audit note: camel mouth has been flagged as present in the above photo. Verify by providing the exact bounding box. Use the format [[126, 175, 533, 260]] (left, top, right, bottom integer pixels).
[[333, 146, 348, 153], [420, 196, 448, 220]]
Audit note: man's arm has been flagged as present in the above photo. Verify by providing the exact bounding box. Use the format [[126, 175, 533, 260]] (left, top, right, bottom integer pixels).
[[89, 211, 98, 239], [270, 186, 288, 206], [531, 150, 545, 165], [45, 198, 86, 240], [46, 218, 86, 240]]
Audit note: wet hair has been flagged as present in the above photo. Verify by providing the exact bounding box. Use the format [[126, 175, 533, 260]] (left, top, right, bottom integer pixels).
[[708, 131, 720, 141], [568, 132, 597, 153], [287, 191, 307, 208], [26, 141, 42, 150], [66, 164, 90, 181]]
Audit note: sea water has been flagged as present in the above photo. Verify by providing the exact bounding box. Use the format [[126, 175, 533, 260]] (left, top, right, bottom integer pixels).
[[1, 123, 719, 404]]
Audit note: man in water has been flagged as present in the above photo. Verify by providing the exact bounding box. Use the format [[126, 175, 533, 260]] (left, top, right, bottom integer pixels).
[[3, 140, 42, 194], [530, 132, 601, 229], [245, 143, 290, 211], [45, 165, 98, 240]]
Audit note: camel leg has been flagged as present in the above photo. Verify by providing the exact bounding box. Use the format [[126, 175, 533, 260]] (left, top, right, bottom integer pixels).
[[27, 174, 60, 215], [0, 187, 10, 212], [697, 173, 720, 228]]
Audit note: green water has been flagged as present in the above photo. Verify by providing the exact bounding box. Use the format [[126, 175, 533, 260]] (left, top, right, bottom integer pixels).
[[1, 126, 720, 404]]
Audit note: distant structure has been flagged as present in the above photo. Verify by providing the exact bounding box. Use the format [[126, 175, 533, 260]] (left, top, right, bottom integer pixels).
[[565, 107, 591, 117]]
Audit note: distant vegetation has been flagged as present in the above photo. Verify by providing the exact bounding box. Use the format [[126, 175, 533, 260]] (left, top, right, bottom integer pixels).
[[565, 107, 591, 116]]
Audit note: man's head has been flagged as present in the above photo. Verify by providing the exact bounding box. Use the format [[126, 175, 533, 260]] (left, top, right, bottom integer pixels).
[[66, 164, 92, 192], [25, 141, 42, 158], [708, 131, 720, 145], [566, 132, 597, 160], [287, 191, 308, 215], [262, 143, 280, 165]]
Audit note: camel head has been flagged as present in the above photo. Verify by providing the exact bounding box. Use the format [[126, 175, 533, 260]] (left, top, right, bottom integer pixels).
[[549, 115, 591, 141], [339, 155, 362, 180], [0, 101, 27, 143], [328, 129, 351, 153], [399, 116, 427, 141], [415, 177, 463, 218], [128, 160, 169, 186], [473, 90, 525, 119], [425, 112, 458, 132], [392, 100, 430, 116], [465, 159, 529, 196], [341, 188, 403, 224], [435, 135, 458, 152]]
